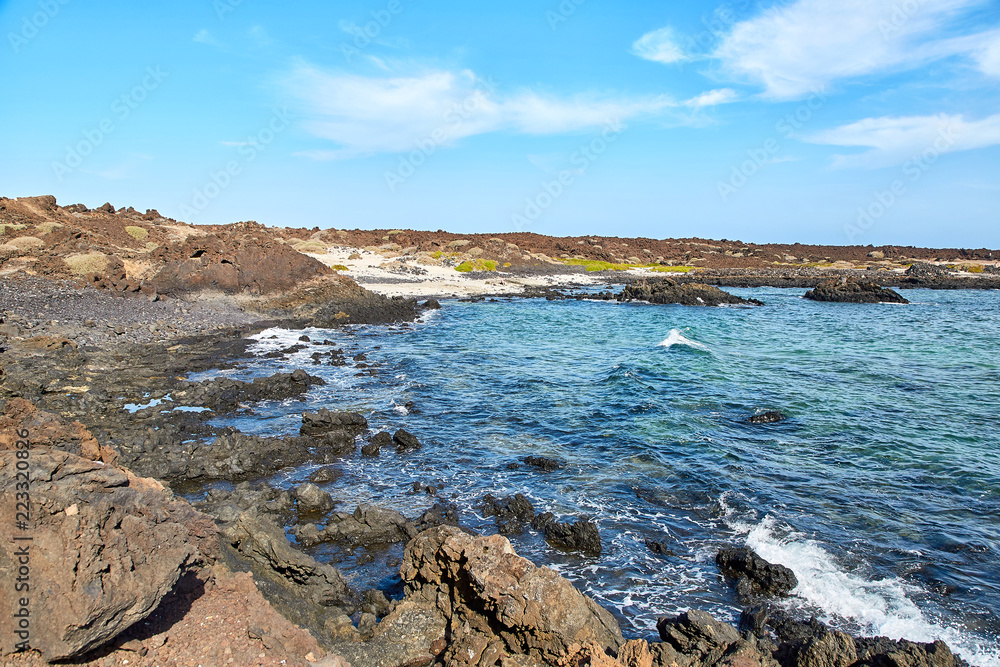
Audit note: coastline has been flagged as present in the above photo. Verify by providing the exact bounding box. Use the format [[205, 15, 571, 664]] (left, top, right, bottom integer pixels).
[[2, 195, 998, 666]]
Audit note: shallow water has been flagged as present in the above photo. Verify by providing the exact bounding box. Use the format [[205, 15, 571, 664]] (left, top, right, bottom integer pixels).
[[197, 287, 1000, 666]]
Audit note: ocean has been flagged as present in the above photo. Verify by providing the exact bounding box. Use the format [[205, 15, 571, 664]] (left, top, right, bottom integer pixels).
[[196, 287, 1000, 666]]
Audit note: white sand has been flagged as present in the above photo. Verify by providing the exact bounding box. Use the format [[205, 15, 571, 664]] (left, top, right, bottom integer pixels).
[[304, 246, 607, 299]]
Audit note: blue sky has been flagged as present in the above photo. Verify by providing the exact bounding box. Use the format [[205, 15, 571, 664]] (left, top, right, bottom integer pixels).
[[1, 0, 998, 246]]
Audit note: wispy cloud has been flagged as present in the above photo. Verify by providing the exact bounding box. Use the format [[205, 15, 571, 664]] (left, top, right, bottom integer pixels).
[[709, 0, 998, 99], [193, 29, 221, 47], [684, 88, 739, 107], [806, 112, 1000, 168], [280, 62, 680, 159], [632, 27, 689, 64]]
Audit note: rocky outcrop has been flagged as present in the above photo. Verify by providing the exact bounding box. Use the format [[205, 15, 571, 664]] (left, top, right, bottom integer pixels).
[[294, 503, 417, 548], [524, 455, 566, 471], [150, 229, 331, 296], [619, 280, 763, 307], [482, 493, 536, 534], [130, 428, 353, 482], [0, 448, 218, 662], [259, 274, 422, 326], [394, 526, 624, 665], [223, 510, 359, 647], [393, 428, 422, 451], [803, 279, 908, 304], [716, 547, 798, 598], [301, 408, 368, 436], [0, 397, 117, 464], [542, 517, 603, 556]]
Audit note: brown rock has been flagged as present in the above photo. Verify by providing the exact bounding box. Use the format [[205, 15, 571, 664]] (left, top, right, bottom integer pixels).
[[0, 448, 218, 661], [400, 525, 623, 665]]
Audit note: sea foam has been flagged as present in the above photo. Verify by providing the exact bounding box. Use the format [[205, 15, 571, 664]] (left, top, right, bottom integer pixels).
[[658, 328, 710, 351]]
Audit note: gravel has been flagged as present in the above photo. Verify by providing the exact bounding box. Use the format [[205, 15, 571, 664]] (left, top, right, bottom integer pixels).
[[0, 274, 265, 346]]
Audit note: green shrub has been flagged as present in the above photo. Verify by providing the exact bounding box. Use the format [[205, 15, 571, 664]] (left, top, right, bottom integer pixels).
[[455, 259, 498, 272], [331, 264, 349, 271], [649, 265, 694, 273], [65, 252, 108, 275]]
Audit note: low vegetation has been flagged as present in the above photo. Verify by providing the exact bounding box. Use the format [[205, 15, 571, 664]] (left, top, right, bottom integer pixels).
[[455, 259, 498, 272], [65, 252, 108, 275], [125, 225, 149, 241]]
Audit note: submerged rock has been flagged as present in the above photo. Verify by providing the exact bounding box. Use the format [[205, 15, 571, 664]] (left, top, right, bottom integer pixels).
[[524, 454, 566, 471], [392, 428, 421, 452], [803, 278, 908, 304], [300, 408, 368, 436], [716, 546, 798, 598], [620, 279, 764, 307], [748, 411, 787, 425]]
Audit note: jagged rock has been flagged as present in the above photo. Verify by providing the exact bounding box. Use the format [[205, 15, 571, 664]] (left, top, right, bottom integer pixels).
[[482, 493, 535, 534], [524, 455, 566, 471], [223, 510, 356, 612], [331, 599, 447, 667], [620, 280, 763, 307], [301, 409, 368, 436], [399, 526, 623, 665], [656, 610, 744, 667], [309, 466, 341, 484], [294, 504, 417, 548], [363, 431, 392, 457], [716, 547, 798, 597], [803, 278, 908, 304], [393, 428, 421, 452], [545, 518, 602, 556], [0, 448, 218, 662], [748, 411, 786, 425], [294, 483, 336, 514]]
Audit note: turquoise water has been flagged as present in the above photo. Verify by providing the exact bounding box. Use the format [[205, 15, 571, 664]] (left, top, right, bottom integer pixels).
[[204, 287, 1000, 666]]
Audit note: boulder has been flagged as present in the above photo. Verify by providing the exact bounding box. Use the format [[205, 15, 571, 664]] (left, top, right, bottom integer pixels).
[[294, 504, 417, 548], [301, 409, 368, 436], [399, 526, 623, 665], [294, 483, 336, 514], [223, 510, 356, 611], [482, 492, 535, 534], [393, 428, 421, 452], [716, 547, 798, 598], [309, 466, 341, 484], [0, 448, 218, 662], [545, 518, 603, 556], [619, 280, 763, 307], [803, 278, 908, 304]]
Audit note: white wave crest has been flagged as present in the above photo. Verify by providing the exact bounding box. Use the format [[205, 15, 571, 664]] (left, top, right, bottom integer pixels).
[[658, 328, 709, 351]]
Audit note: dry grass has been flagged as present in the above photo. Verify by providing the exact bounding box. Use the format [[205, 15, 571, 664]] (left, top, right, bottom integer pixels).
[[0, 223, 27, 235], [125, 225, 149, 241], [3, 236, 44, 251], [65, 252, 109, 275], [292, 240, 328, 254]]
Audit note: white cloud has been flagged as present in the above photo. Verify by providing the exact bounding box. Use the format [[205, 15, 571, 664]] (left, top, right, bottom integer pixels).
[[713, 0, 995, 99], [973, 29, 1000, 76], [807, 112, 1000, 168], [632, 27, 689, 64], [684, 88, 739, 107], [281, 63, 676, 158], [193, 29, 220, 47]]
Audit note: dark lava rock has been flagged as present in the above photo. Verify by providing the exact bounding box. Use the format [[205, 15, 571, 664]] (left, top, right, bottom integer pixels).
[[619, 279, 763, 307], [523, 455, 565, 471], [716, 546, 798, 597], [294, 504, 417, 548], [543, 518, 601, 556], [482, 493, 535, 535], [293, 482, 336, 514], [415, 502, 461, 532], [422, 299, 442, 309], [645, 538, 676, 557], [300, 408, 368, 436], [393, 428, 421, 452], [905, 262, 950, 278], [308, 466, 341, 484], [748, 410, 786, 424], [362, 431, 392, 457], [804, 278, 908, 304], [531, 511, 555, 531]]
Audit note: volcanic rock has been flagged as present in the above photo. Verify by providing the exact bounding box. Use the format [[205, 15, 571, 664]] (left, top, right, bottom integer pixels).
[[716, 546, 798, 597], [803, 278, 908, 304], [620, 279, 763, 307]]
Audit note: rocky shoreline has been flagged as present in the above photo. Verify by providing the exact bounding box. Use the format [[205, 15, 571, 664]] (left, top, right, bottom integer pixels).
[[0, 273, 977, 667]]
